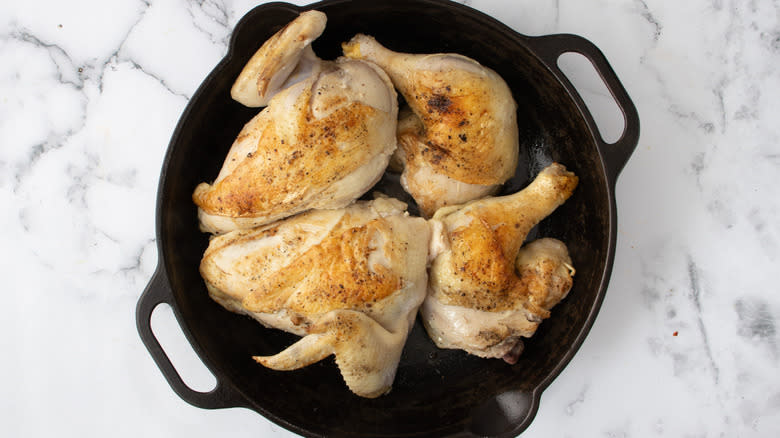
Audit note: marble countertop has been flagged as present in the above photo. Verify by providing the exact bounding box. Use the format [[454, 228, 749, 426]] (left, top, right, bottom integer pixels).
[[2, 0, 778, 436]]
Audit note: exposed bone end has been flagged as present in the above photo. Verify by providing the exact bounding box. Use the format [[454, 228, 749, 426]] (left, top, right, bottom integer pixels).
[[501, 339, 524, 364], [340, 35, 364, 59]]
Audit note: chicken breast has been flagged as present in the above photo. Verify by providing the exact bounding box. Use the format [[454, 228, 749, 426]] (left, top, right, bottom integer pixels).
[[422, 163, 578, 363], [199, 197, 430, 398], [193, 12, 398, 233]]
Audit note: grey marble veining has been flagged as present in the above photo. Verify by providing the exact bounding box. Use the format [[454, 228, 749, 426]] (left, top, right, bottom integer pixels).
[[1, 0, 779, 436]]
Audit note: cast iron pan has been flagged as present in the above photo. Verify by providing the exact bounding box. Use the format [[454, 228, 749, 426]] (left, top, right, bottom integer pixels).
[[136, 0, 639, 436]]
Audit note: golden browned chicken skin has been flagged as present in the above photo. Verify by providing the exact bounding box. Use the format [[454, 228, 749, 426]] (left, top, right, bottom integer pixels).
[[343, 34, 519, 216], [199, 197, 430, 398], [422, 163, 578, 363], [193, 12, 398, 233]]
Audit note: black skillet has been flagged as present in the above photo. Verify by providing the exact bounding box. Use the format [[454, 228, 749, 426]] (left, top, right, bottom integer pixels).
[[136, 0, 639, 436]]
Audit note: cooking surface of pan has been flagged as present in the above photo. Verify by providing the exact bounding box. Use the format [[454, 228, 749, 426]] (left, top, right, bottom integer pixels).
[[136, 1, 639, 436]]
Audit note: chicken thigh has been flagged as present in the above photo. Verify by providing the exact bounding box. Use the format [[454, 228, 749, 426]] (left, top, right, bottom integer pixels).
[[343, 34, 519, 217], [422, 163, 578, 363], [199, 197, 430, 398], [193, 12, 398, 234]]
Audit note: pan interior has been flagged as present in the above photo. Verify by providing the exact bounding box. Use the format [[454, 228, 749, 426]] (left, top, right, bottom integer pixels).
[[159, 1, 610, 436]]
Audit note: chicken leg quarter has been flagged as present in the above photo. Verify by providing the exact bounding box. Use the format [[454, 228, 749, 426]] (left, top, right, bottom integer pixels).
[[343, 34, 519, 217], [199, 197, 430, 398], [193, 12, 398, 234], [422, 163, 578, 363]]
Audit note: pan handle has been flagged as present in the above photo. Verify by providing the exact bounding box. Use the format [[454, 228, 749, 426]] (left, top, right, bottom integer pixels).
[[526, 33, 640, 182], [136, 265, 246, 409]]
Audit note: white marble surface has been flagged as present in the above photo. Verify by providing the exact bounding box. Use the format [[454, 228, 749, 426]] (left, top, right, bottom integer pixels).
[[1, 0, 778, 436]]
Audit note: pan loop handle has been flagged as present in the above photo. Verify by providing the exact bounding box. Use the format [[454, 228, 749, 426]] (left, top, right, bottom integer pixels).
[[136, 265, 246, 410], [527, 33, 640, 183]]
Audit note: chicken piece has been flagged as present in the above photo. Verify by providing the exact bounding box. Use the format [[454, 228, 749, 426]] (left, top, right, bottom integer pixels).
[[193, 12, 398, 234], [199, 197, 430, 398], [230, 10, 328, 107], [422, 163, 577, 363], [343, 34, 519, 217]]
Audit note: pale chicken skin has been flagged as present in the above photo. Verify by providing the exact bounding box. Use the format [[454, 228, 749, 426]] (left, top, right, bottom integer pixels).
[[343, 34, 519, 217], [422, 163, 578, 363], [230, 10, 328, 107], [193, 12, 398, 234], [199, 197, 430, 398]]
